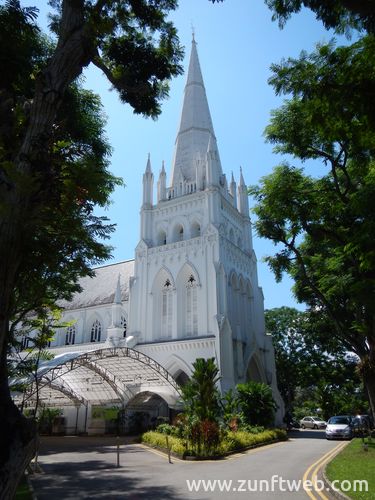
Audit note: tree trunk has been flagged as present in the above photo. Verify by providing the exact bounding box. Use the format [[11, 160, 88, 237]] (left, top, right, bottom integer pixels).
[[0, 0, 94, 491]]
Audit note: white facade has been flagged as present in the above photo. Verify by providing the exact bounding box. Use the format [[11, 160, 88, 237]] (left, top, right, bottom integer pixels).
[[42, 38, 284, 425]]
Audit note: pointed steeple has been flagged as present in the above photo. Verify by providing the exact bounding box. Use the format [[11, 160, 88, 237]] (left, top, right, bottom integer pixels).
[[171, 37, 221, 187], [238, 166, 249, 217], [230, 172, 237, 208], [142, 154, 153, 206], [145, 153, 152, 174], [157, 161, 167, 202]]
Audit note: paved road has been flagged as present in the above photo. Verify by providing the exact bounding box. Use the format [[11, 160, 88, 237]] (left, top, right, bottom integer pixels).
[[29, 430, 341, 499]]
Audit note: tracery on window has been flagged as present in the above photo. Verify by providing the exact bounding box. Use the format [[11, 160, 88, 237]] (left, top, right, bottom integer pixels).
[[186, 275, 198, 336], [90, 319, 101, 342], [161, 280, 173, 338], [20, 336, 30, 350], [65, 325, 76, 345]]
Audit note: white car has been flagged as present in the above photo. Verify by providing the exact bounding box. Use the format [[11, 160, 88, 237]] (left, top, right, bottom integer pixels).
[[300, 416, 327, 429], [325, 416, 353, 440]]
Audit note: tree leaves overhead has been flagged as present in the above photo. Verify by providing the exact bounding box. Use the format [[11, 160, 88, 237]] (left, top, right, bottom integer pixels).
[[250, 35, 375, 417], [265, 0, 375, 34]]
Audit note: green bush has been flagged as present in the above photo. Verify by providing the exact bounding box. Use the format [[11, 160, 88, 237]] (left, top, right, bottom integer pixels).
[[237, 381, 277, 427], [142, 428, 287, 458], [155, 423, 174, 435], [142, 431, 186, 455], [219, 429, 287, 454]]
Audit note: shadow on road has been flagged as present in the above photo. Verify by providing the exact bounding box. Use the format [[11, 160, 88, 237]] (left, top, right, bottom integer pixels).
[[287, 429, 328, 440]]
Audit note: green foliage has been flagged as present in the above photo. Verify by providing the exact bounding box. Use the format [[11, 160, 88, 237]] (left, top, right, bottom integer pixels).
[[37, 407, 63, 435], [142, 428, 287, 458], [237, 381, 277, 427], [265, 0, 375, 34], [142, 431, 186, 456], [179, 358, 222, 455], [265, 307, 368, 419], [221, 388, 240, 426], [155, 423, 174, 436], [250, 35, 375, 419], [181, 358, 221, 422], [219, 429, 287, 455], [326, 439, 375, 500], [48, 0, 183, 119], [8, 307, 66, 414]]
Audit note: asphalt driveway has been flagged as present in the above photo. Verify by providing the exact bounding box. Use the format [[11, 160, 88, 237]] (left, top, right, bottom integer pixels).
[[29, 430, 340, 499]]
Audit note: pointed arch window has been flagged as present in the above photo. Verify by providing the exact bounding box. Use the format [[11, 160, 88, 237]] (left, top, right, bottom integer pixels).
[[186, 274, 198, 336], [65, 326, 76, 345], [20, 335, 30, 350], [121, 315, 127, 338], [161, 279, 173, 338], [90, 319, 102, 342]]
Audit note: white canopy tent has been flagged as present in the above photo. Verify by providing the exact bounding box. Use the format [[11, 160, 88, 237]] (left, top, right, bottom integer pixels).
[[13, 347, 182, 410]]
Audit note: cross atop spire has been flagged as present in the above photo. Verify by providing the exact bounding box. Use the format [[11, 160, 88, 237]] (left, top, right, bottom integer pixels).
[[171, 37, 220, 186]]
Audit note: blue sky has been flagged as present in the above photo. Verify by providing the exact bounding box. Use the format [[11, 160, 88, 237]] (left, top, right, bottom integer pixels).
[[34, 1, 342, 311]]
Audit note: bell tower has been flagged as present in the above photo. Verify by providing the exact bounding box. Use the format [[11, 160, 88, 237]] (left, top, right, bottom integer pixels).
[[128, 37, 284, 421]]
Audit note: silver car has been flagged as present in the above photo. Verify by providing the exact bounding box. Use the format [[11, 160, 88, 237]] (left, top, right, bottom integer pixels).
[[300, 416, 327, 429], [325, 415, 353, 440]]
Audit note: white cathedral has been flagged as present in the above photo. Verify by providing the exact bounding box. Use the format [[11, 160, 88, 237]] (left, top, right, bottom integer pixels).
[[19, 38, 284, 432]]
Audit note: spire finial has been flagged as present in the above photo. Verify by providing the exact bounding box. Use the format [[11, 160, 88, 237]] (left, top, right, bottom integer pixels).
[[239, 166, 245, 187], [145, 153, 152, 174], [191, 22, 196, 42]]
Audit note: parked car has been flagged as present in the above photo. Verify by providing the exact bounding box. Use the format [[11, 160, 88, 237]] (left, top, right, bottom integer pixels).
[[351, 415, 373, 436], [300, 416, 327, 429], [325, 415, 353, 440]]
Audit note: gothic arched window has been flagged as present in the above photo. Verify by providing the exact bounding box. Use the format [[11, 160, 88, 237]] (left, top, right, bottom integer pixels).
[[90, 319, 102, 342], [186, 274, 198, 336], [65, 325, 76, 345], [21, 335, 29, 350], [161, 279, 173, 339], [191, 221, 201, 238], [121, 315, 127, 338]]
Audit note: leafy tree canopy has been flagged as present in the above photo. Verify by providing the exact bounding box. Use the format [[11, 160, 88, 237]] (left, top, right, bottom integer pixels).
[[0, 0, 183, 491], [265, 0, 375, 34], [265, 307, 368, 419], [250, 36, 375, 418]]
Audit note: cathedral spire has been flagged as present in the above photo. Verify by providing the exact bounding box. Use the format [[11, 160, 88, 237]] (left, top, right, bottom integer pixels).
[[238, 166, 249, 217], [157, 160, 167, 202], [142, 154, 153, 206], [230, 172, 237, 208], [171, 37, 221, 187]]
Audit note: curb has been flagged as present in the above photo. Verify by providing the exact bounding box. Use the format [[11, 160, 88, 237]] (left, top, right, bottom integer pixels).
[[322, 470, 350, 500], [321, 442, 351, 500]]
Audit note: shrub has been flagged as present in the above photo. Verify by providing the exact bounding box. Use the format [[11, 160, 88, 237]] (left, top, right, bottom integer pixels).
[[237, 381, 277, 427], [142, 428, 287, 458], [142, 431, 186, 455], [156, 423, 174, 435], [218, 429, 287, 454]]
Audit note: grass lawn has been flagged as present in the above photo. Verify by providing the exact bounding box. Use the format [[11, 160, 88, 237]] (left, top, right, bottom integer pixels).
[[326, 438, 375, 500]]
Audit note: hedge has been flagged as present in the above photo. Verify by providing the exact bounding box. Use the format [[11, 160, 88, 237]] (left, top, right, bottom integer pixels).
[[142, 428, 287, 458]]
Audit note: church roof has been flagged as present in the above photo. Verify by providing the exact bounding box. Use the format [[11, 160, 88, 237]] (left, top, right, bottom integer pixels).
[[59, 260, 134, 311], [171, 37, 220, 184]]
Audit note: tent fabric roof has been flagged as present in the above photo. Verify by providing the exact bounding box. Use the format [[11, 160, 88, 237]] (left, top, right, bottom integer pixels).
[[58, 260, 134, 310], [15, 347, 181, 409]]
